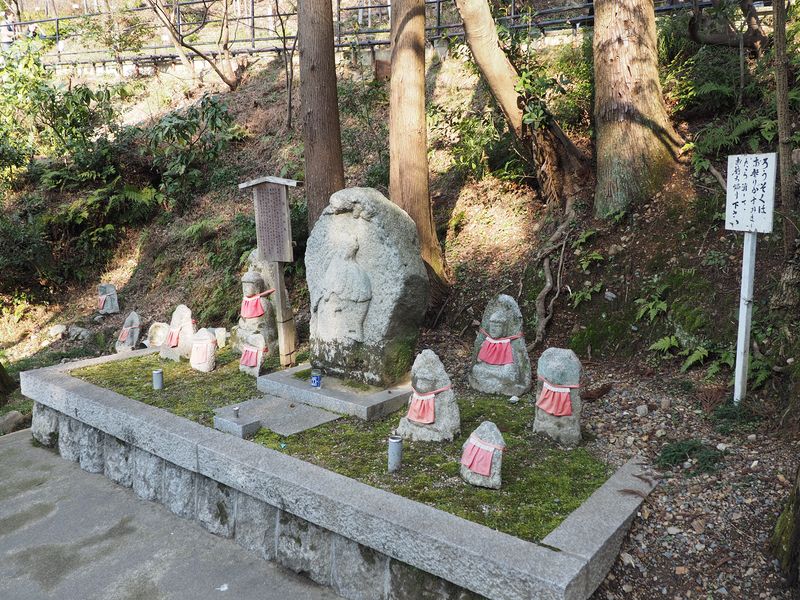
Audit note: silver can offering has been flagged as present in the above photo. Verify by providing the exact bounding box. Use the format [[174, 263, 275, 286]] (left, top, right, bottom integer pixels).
[[310, 368, 322, 388], [152, 369, 164, 390]]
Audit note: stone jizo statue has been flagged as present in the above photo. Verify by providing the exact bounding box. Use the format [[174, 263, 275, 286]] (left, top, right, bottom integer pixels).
[[396, 350, 460, 442], [533, 348, 582, 446], [233, 269, 278, 357], [190, 328, 218, 373], [460, 421, 505, 489], [97, 283, 120, 315], [239, 332, 266, 377], [115, 311, 140, 353], [468, 294, 532, 396], [160, 304, 195, 362]]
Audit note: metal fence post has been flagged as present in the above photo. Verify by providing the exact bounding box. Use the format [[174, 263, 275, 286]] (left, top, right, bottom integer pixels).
[[436, 0, 441, 34], [251, 0, 256, 48]]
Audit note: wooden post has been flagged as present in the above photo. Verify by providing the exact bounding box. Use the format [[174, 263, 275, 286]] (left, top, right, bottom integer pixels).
[[239, 175, 300, 368]]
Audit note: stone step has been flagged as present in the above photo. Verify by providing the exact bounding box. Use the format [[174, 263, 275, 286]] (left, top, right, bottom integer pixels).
[[213, 395, 340, 438], [256, 363, 411, 421]]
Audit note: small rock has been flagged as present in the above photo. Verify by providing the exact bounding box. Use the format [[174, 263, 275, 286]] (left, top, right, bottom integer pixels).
[[622, 583, 633, 593], [0, 410, 24, 434], [675, 566, 688, 575], [636, 404, 648, 417], [751, 460, 759, 469], [620, 552, 635, 567], [656, 429, 666, 438], [747, 434, 757, 442], [716, 443, 728, 451], [660, 398, 671, 410], [667, 526, 681, 535], [625, 436, 635, 447], [604, 290, 618, 302], [92, 315, 104, 323], [48, 324, 67, 338], [682, 461, 692, 469], [67, 325, 91, 341], [691, 519, 705, 533], [508, 395, 519, 404], [608, 244, 624, 257]]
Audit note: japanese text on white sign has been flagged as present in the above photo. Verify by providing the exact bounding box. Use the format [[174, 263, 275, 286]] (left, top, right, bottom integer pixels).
[[725, 153, 776, 234]]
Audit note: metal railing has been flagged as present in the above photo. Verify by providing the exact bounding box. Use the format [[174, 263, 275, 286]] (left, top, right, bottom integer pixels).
[[0, 0, 740, 67]]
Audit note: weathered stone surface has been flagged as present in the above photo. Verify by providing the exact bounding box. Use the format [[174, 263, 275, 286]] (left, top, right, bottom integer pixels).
[[31, 402, 59, 447], [232, 268, 279, 357], [48, 323, 67, 338], [277, 511, 333, 586], [132, 447, 163, 502], [396, 350, 460, 442], [388, 559, 486, 600], [0, 410, 24, 434], [67, 325, 91, 341], [460, 421, 505, 490], [57, 415, 81, 462], [79, 425, 104, 474], [213, 327, 228, 349], [163, 461, 196, 518], [305, 187, 429, 386], [190, 328, 217, 373], [114, 311, 141, 353], [235, 492, 278, 560], [468, 294, 532, 396], [238, 332, 266, 377], [160, 304, 196, 361], [332, 536, 388, 600], [196, 475, 235, 538], [144, 322, 169, 348], [104, 435, 132, 487], [97, 283, 120, 314], [533, 348, 582, 447]]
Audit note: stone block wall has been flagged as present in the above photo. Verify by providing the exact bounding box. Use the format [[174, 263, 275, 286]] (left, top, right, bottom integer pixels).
[[31, 402, 484, 600]]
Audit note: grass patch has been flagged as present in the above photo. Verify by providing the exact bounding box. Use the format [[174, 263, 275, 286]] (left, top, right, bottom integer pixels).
[[710, 402, 760, 435], [657, 439, 723, 476], [254, 393, 610, 542], [342, 378, 371, 392], [293, 368, 312, 381], [73, 349, 260, 427]]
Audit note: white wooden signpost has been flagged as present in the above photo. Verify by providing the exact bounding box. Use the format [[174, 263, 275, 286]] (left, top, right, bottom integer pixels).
[[724, 152, 776, 405], [238, 175, 300, 368]]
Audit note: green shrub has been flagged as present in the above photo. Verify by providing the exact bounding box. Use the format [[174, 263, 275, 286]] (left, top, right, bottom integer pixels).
[[0, 215, 51, 293], [657, 439, 723, 475]]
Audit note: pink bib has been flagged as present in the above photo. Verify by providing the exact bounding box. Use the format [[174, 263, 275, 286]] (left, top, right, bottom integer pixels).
[[476, 329, 522, 365], [98, 295, 108, 310], [460, 434, 505, 477], [240, 289, 275, 319], [118, 327, 130, 342], [166, 328, 180, 348], [406, 385, 451, 425], [536, 376, 579, 417], [191, 343, 208, 364], [240, 345, 260, 367]]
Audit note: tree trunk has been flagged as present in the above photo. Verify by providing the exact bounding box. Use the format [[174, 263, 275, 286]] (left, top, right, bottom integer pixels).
[[390, 0, 448, 291], [0, 362, 14, 397], [299, 0, 345, 229], [774, 0, 796, 258], [773, 462, 800, 585], [593, 0, 681, 218], [453, 0, 588, 212], [689, 0, 768, 52]]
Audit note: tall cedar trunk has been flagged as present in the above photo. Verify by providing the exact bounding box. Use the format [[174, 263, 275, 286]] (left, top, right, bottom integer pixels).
[[774, 0, 796, 257], [390, 0, 448, 289], [453, 0, 588, 212], [593, 0, 681, 218], [299, 0, 345, 229]]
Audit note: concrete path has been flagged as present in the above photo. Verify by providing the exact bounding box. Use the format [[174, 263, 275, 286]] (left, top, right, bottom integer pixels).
[[0, 429, 341, 600]]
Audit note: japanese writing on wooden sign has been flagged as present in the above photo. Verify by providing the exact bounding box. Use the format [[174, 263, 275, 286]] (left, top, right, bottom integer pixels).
[[725, 153, 776, 234], [254, 182, 293, 263]]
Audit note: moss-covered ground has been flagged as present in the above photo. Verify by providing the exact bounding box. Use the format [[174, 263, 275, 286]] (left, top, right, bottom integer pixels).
[[73, 353, 610, 542], [73, 349, 267, 427]]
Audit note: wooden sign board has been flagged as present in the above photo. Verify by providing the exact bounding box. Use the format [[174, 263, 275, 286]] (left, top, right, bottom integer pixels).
[[725, 152, 776, 234], [253, 182, 293, 263]]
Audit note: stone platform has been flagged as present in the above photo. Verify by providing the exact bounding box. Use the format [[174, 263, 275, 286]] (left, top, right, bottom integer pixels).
[[213, 396, 340, 438], [20, 352, 659, 600], [257, 363, 411, 420]]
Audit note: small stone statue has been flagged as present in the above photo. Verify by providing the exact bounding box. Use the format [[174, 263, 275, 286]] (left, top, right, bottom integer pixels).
[[97, 283, 120, 315], [533, 348, 582, 446], [190, 328, 218, 373], [115, 311, 140, 353], [460, 421, 505, 489], [239, 332, 266, 377], [468, 294, 532, 396], [396, 350, 460, 442], [160, 304, 196, 362], [232, 269, 278, 357], [144, 322, 169, 348]]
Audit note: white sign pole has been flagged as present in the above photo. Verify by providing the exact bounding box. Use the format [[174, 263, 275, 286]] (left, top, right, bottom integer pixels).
[[733, 231, 757, 405], [724, 152, 776, 406]]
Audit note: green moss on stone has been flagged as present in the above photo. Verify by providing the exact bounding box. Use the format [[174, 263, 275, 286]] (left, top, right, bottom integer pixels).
[[253, 392, 610, 542], [293, 368, 312, 381], [72, 349, 258, 427]]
